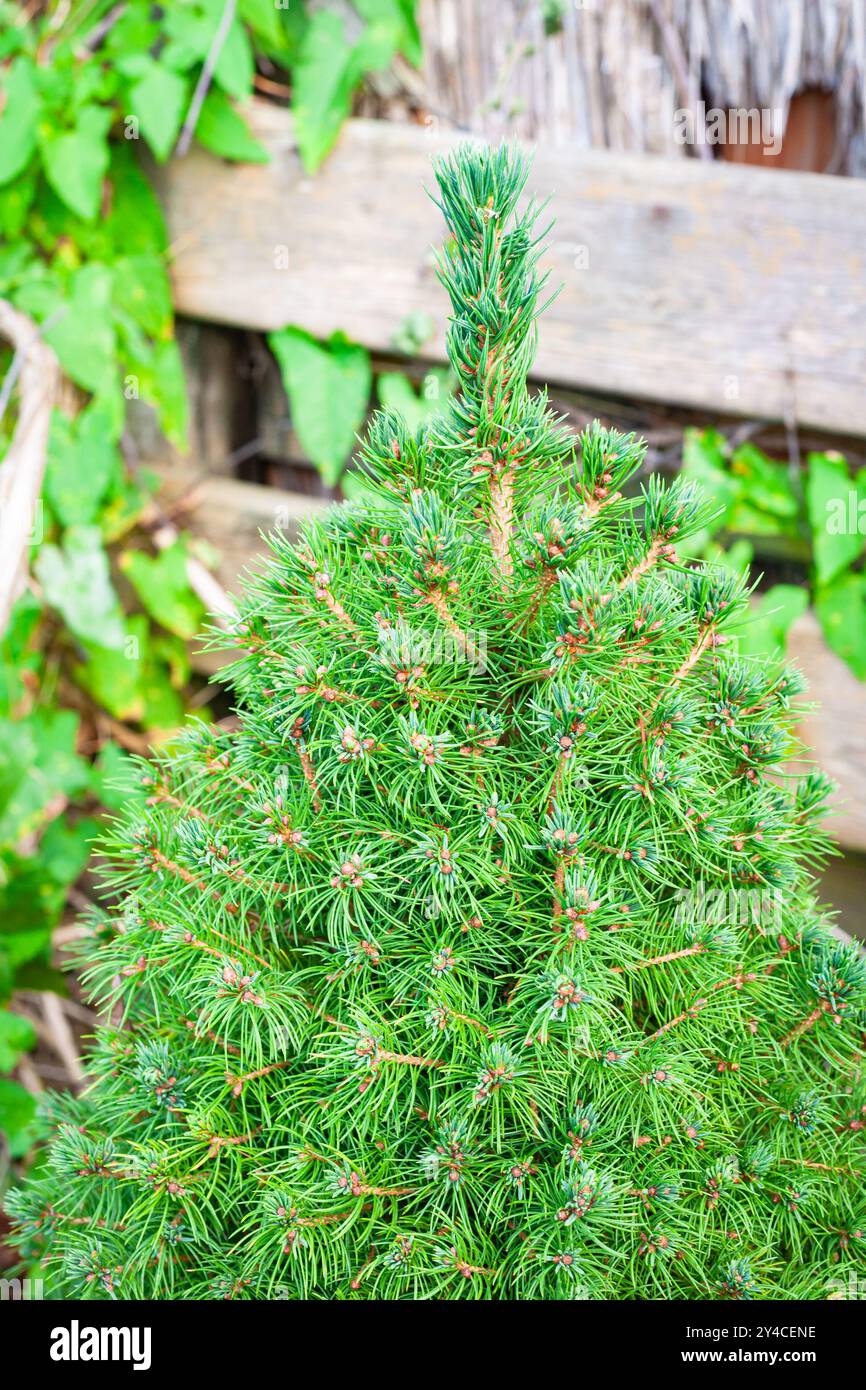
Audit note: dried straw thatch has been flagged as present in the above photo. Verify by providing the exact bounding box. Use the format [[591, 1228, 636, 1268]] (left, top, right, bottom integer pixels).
[[418, 0, 866, 173]]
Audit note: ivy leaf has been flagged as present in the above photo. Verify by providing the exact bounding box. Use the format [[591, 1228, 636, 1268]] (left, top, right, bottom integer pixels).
[[151, 631, 192, 689], [44, 404, 120, 527], [214, 18, 255, 101], [355, 0, 422, 66], [0, 709, 89, 848], [127, 338, 189, 451], [74, 616, 147, 723], [119, 540, 205, 640], [37, 105, 112, 222], [39, 816, 98, 891], [292, 11, 358, 172], [729, 443, 800, 520], [806, 451, 866, 587], [74, 617, 186, 730], [0, 819, 95, 982], [113, 254, 174, 339], [106, 143, 169, 255], [102, 5, 161, 58], [42, 263, 117, 396], [0, 56, 40, 185], [139, 662, 185, 731], [90, 741, 148, 813], [703, 538, 753, 580], [0, 820, 87, 948], [377, 370, 451, 432], [291, 6, 411, 170], [0, 593, 42, 715], [814, 574, 866, 681], [681, 428, 739, 525], [239, 0, 293, 52], [677, 427, 740, 557], [128, 61, 189, 162], [194, 87, 269, 163], [0, 1011, 37, 1071], [735, 584, 808, 661], [269, 327, 371, 485], [2, 928, 50, 973], [0, 1079, 36, 1151], [0, 166, 37, 239], [35, 525, 126, 649]]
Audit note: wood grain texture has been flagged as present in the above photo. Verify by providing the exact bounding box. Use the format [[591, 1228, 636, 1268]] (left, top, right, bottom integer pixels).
[[0, 301, 60, 635], [161, 467, 866, 851], [419, 0, 866, 174], [152, 465, 327, 601], [155, 103, 866, 435], [786, 609, 866, 855]]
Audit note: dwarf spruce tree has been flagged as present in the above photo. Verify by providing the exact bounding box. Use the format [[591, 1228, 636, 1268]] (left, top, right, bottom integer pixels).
[[9, 145, 866, 1301]]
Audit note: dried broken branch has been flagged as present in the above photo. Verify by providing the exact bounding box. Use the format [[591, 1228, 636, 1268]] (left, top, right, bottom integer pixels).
[[0, 300, 61, 636]]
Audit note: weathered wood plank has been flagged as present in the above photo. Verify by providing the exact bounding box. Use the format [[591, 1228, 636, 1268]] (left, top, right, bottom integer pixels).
[[155, 103, 866, 435], [418, 1, 866, 175], [162, 468, 866, 851], [785, 610, 866, 855], [152, 465, 327, 598], [127, 321, 240, 473]]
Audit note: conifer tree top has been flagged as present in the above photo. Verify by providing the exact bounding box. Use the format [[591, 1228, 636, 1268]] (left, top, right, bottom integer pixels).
[[8, 143, 866, 1302]]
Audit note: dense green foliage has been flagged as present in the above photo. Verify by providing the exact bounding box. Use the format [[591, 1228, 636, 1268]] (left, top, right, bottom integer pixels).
[[681, 431, 866, 681], [8, 144, 866, 1301], [0, 1, 200, 1150], [0, 1, 422, 1147]]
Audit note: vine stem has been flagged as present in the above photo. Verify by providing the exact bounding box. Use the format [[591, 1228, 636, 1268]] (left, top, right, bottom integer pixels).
[[0, 301, 61, 635]]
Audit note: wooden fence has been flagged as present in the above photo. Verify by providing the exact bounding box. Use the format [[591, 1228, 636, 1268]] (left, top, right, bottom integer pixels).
[[156, 103, 866, 435], [147, 104, 866, 853]]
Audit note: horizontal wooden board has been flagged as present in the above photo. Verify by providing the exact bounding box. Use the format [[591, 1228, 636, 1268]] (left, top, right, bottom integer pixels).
[[152, 466, 327, 621], [782, 610, 866, 855], [156, 102, 866, 435], [161, 468, 866, 851]]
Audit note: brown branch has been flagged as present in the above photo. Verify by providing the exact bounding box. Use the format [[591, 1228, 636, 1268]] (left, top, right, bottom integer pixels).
[[611, 945, 704, 974], [645, 623, 717, 724], [203, 1127, 259, 1159], [378, 1050, 442, 1069], [552, 859, 566, 921], [522, 567, 557, 631], [780, 1000, 833, 1049], [0, 301, 60, 634], [427, 588, 477, 664], [778, 1156, 861, 1178], [226, 1060, 292, 1096], [296, 741, 322, 811], [183, 1017, 241, 1055], [638, 971, 757, 1046], [618, 539, 668, 589], [489, 467, 515, 582], [668, 624, 717, 691], [298, 545, 363, 639]]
